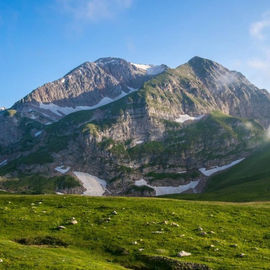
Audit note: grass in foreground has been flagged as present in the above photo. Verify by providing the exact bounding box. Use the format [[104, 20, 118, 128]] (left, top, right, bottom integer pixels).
[[0, 195, 269, 269]]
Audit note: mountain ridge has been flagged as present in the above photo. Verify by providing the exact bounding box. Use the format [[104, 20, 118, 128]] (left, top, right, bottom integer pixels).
[[13, 57, 168, 123], [0, 56, 269, 196]]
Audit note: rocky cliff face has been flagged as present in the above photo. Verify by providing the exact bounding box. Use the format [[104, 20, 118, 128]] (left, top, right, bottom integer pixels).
[[144, 57, 270, 128], [13, 58, 167, 122], [0, 56, 269, 196]]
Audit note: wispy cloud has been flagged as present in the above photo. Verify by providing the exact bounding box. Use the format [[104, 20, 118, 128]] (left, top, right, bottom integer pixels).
[[57, 0, 133, 22], [246, 12, 270, 90], [250, 13, 270, 40]]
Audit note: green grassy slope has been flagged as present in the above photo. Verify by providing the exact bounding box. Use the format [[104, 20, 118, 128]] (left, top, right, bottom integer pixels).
[[0, 195, 269, 269], [0, 175, 81, 194], [164, 143, 270, 202]]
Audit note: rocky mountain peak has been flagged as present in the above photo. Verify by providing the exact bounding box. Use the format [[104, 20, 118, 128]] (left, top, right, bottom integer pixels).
[[12, 57, 168, 122], [187, 56, 228, 81], [95, 57, 128, 65], [185, 56, 253, 92]]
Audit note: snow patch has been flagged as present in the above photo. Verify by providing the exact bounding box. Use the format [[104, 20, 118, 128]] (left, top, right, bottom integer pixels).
[[131, 63, 165, 75], [178, 171, 187, 174], [55, 166, 71, 174], [132, 63, 152, 70], [146, 65, 166, 75], [39, 89, 137, 117], [134, 179, 200, 196], [175, 114, 204, 123], [199, 158, 245, 176], [134, 179, 148, 186], [0, 160, 7, 167], [127, 86, 138, 92], [73, 171, 107, 196], [34, 131, 42, 137], [135, 140, 144, 145]]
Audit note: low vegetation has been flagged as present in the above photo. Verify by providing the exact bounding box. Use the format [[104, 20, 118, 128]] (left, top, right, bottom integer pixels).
[[165, 143, 270, 202], [0, 196, 269, 269], [0, 175, 81, 194]]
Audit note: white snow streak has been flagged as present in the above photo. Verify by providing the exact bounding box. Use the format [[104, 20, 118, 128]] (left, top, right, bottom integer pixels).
[[39, 88, 138, 117], [0, 160, 7, 167], [131, 63, 165, 75], [55, 166, 71, 174], [34, 131, 42, 137], [199, 158, 245, 176], [175, 114, 204, 123], [73, 171, 107, 196], [134, 179, 200, 196], [146, 65, 166, 75], [132, 63, 152, 70]]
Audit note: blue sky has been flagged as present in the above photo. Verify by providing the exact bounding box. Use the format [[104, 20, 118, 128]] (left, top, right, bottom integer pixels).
[[1, 0, 270, 108]]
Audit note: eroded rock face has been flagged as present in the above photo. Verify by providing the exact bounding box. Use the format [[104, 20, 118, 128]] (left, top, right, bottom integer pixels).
[[145, 56, 270, 128], [13, 58, 168, 122], [0, 112, 22, 146], [187, 57, 270, 127]]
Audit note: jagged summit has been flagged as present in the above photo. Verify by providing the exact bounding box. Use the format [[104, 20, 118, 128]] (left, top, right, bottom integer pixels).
[[13, 57, 168, 122], [188, 55, 216, 64], [95, 57, 128, 64], [9, 56, 270, 127]]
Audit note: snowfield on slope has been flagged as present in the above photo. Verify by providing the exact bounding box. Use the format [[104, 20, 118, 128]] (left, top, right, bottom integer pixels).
[[175, 114, 204, 123], [55, 165, 71, 174], [73, 172, 107, 196], [131, 63, 166, 75], [199, 158, 245, 176], [38, 88, 137, 117], [135, 179, 200, 196]]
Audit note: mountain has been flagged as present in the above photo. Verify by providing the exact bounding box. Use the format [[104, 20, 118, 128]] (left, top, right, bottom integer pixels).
[[0, 56, 269, 196], [13, 57, 167, 122]]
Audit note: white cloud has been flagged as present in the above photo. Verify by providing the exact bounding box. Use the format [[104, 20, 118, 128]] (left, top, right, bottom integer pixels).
[[58, 0, 133, 22], [246, 12, 270, 90], [250, 12, 270, 40]]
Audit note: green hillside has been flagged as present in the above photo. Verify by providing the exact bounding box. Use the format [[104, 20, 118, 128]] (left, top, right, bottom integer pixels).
[[0, 195, 269, 269], [165, 143, 270, 202]]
